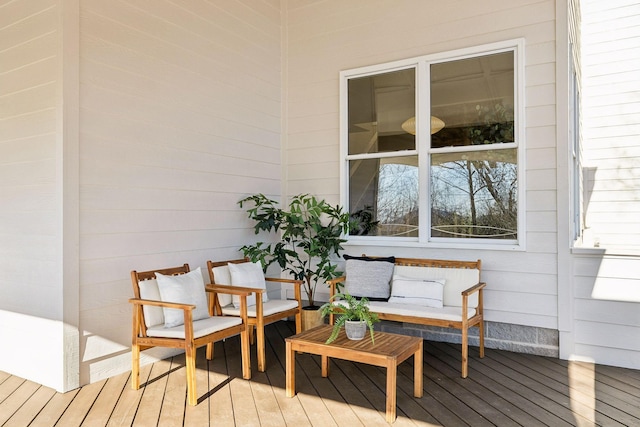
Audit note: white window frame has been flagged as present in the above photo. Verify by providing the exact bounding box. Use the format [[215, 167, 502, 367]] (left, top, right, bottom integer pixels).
[[340, 39, 526, 251]]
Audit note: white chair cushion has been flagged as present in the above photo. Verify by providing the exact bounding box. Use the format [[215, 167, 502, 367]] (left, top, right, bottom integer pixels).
[[388, 275, 445, 308], [228, 261, 269, 308], [155, 267, 210, 328], [146, 315, 242, 339], [138, 278, 164, 327], [368, 301, 476, 322], [211, 265, 233, 307], [221, 299, 299, 317]]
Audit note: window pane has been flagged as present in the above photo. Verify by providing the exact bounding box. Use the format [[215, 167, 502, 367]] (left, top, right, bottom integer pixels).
[[430, 52, 514, 149], [348, 68, 415, 155], [349, 156, 418, 237], [430, 149, 517, 239]]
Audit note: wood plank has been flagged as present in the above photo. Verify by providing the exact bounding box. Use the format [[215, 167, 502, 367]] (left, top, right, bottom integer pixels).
[[56, 378, 107, 427], [107, 362, 152, 425], [28, 387, 80, 426], [2, 385, 56, 427], [205, 341, 235, 427], [81, 367, 129, 425], [0, 380, 41, 425], [158, 354, 188, 426], [132, 358, 173, 427]]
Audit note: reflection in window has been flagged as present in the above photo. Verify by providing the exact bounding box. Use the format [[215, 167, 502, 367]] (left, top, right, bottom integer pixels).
[[431, 150, 517, 239], [349, 157, 418, 237]]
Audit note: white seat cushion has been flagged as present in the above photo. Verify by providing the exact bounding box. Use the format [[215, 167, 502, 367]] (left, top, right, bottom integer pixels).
[[221, 299, 299, 317], [368, 301, 476, 322], [146, 315, 242, 339]]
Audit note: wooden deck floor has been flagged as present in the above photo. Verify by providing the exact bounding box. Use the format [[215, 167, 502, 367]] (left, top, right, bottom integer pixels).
[[1, 321, 639, 426]]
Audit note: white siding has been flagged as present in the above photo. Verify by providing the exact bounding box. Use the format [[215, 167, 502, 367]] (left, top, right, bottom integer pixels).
[[284, 0, 560, 329], [581, 0, 640, 251], [0, 0, 75, 391], [78, 0, 282, 383]]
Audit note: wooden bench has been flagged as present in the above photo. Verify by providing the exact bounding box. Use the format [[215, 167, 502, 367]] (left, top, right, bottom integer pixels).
[[327, 256, 485, 378]]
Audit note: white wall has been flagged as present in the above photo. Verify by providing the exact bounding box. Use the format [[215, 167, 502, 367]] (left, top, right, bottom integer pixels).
[[0, 0, 80, 392], [77, 0, 283, 383], [284, 0, 560, 330], [581, 0, 640, 251], [563, 0, 640, 370]]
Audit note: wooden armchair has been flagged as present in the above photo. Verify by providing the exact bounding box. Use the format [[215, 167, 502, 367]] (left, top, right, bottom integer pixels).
[[207, 258, 302, 372], [130, 264, 251, 406]]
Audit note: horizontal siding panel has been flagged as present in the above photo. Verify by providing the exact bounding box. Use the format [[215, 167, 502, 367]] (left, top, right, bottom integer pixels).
[[81, 227, 257, 260], [0, 2, 56, 52], [0, 0, 56, 30], [526, 125, 556, 149], [574, 299, 640, 325], [0, 30, 57, 74], [575, 321, 640, 352], [526, 169, 556, 191], [526, 190, 557, 211], [82, 7, 279, 101], [572, 343, 640, 371], [1, 56, 57, 95], [0, 82, 56, 118], [0, 109, 56, 141], [525, 231, 558, 253]]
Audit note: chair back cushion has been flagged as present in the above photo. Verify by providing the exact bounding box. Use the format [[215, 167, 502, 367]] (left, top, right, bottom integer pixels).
[[211, 265, 234, 307], [138, 278, 165, 327], [394, 265, 480, 308], [344, 257, 395, 300], [228, 261, 269, 308], [155, 267, 210, 328]]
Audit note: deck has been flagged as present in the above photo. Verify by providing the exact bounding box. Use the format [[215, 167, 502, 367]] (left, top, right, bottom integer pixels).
[[1, 321, 639, 426]]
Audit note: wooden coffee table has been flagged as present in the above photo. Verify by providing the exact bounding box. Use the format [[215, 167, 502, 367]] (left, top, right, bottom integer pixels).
[[285, 325, 423, 423]]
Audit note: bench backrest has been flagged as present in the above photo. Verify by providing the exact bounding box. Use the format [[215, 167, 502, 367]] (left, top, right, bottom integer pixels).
[[390, 257, 481, 308]]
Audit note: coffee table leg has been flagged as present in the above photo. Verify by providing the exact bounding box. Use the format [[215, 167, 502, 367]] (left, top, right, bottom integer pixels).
[[286, 341, 295, 397], [386, 359, 397, 423], [321, 355, 330, 377], [414, 341, 423, 397]]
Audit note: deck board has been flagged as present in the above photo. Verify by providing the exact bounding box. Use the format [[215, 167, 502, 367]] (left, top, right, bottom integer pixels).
[[1, 320, 639, 426]]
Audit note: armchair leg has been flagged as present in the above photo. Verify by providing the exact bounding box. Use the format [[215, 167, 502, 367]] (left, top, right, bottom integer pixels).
[[256, 324, 266, 372], [461, 327, 469, 379], [185, 344, 198, 406], [131, 344, 140, 390], [240, 328, 251, 380], [206, 342, 213, 360], [295, 311, 302, 334], [479, 321, 485, 358]]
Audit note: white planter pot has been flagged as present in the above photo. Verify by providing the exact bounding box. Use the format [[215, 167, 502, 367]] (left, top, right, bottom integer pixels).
[[344, 320, 366, 340]]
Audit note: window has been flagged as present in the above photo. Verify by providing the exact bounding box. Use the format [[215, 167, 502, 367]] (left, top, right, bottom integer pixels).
[[341, 40, 524, 248]]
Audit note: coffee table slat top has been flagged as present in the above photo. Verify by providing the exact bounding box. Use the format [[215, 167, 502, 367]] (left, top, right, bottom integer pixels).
[[286, 325, 422, 366]]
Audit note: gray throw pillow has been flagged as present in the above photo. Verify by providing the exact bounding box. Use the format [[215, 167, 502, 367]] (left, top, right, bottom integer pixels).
[[344, 259, 395, 300]]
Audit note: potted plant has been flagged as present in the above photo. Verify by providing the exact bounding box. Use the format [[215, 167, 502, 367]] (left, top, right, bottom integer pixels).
[[238, 193, 351, 328], [320, 292, 379, 344]]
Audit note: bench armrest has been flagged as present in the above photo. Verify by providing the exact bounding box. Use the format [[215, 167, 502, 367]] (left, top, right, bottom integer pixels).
[[462, 281, 486, 297], [327, 276, 346, 297]]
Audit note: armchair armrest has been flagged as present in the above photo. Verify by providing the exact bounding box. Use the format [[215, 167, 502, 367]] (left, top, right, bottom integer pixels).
[[129, 297, 195, 311], [205, 284, 255, 296]]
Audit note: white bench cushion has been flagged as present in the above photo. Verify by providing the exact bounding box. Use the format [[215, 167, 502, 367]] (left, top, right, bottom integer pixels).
[[369, 301, 477, 322], [146, 315, 242, 339]]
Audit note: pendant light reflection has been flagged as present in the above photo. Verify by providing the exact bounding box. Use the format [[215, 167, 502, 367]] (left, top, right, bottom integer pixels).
[[401, 116, 445, 135]]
